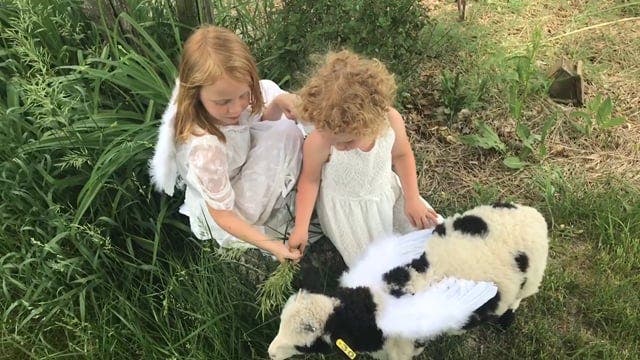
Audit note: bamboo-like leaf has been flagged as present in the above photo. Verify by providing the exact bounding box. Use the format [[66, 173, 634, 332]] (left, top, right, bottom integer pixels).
[[74, 124, 155, 223]]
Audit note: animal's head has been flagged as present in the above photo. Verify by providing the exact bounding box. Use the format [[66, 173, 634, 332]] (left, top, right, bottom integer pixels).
[[268, 290, 339, 360]]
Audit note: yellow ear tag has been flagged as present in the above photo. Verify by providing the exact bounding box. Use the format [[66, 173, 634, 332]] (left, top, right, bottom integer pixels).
[[336, 338, 357, 359]]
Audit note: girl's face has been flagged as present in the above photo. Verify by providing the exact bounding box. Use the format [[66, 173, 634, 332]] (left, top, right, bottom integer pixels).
[[199, 75, 251, 126], [321, 131, 375, 152]]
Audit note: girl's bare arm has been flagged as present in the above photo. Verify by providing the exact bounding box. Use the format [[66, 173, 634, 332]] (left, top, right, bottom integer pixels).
[[288, 132, 330, 252], [389, 107, 438, 228], [389, 107, 421, 200], [209, 208, 301, 262]]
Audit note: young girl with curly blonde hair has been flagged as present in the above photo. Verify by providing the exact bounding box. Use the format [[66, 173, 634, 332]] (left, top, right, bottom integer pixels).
[[150, 26, 303, 262], [289, 50, 440, 266]]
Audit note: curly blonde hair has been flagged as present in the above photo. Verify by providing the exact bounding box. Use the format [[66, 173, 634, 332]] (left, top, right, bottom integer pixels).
[[174, 26, 263, 143], [297, 50, 397, 137]]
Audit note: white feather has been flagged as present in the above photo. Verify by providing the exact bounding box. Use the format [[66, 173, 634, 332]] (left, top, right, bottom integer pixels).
[[149, 80, 180, 196], [340, 228, 433, 291], [259, 79, 286, 107], [377, 277, 498, 339]]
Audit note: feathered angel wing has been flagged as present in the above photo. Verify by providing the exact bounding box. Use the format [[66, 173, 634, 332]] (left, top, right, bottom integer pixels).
[[377, 277, 498, 339], [149, 79, 180, 196], [339, 229, 433, 291]]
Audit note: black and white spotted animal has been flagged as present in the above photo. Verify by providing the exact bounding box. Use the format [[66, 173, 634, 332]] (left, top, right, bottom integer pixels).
[[268, 203, 548, 360]]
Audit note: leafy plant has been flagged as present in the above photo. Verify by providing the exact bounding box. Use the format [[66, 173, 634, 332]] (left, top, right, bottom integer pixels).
[[460, 121, 507, 152], [460, 114, 556, 169], [571, 94, 626, 135], [440, 70, 489, 126], [505, 114, 557, 169], [440, 70, 465, 125], [505, 28, 547, 120]]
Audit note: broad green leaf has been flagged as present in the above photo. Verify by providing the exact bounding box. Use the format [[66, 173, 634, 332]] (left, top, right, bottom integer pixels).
[[516, 122, 531, 141], [503, 156, 526, 169], [597, 97, 613, 121], [460, 121, 507, 152], [601, 116, 626, 128]]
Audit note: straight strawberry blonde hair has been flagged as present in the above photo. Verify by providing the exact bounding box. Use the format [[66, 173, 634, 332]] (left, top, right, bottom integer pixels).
[[174, 26, 264, 143]]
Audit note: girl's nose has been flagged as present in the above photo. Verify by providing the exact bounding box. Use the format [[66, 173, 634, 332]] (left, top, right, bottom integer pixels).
[[228, 99, 245, 115]]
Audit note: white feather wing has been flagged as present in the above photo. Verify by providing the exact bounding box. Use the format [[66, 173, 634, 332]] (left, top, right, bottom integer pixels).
[[377, 277, 498, 339], [149, 79, 180, 196], [339, 229, 433, 291]]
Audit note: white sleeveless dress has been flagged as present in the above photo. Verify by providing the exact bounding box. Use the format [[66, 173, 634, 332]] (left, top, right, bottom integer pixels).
[[316, 127, 432, 267]]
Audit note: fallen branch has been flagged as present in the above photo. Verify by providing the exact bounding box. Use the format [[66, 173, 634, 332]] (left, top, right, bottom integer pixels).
[[547, 17, 640, 42]]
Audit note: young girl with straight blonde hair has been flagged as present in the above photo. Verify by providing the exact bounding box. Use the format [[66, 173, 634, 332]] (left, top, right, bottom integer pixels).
[[151, 26, 303, 262]]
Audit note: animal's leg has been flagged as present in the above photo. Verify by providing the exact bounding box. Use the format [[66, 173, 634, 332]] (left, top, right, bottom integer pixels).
[[382, 338, 417, 360], [457, 0, 467, 21], [510, 298, 522, 310], [495, 309, 516, 329]]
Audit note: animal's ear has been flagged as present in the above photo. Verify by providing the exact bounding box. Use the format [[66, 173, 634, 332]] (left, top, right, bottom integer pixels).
[[295, 288, 311, 302]]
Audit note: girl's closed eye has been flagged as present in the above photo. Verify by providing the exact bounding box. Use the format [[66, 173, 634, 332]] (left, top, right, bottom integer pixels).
[[212, 91, 250, 106], [213, 99, 231, 106]]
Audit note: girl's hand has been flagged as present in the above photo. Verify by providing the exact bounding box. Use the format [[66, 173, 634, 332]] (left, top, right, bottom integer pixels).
[[404, 197, 439, 230], [288, 226, 309, 255], [271, 241, 302, 263], [273, 93, 300, 120]]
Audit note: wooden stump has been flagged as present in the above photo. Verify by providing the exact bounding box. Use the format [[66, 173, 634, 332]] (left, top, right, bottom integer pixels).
[[548, 58, 584, 107]]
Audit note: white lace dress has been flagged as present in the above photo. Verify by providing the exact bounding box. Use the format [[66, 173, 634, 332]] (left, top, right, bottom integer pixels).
[[316, 127, 432, 267], [168, 80, 303, 248]]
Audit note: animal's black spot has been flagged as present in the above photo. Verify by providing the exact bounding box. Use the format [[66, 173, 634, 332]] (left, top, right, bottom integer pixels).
[[410, 253, 429, 273], [478, 291, 501, 313], [325, 287, 384, 352], [462, 314, 481, 330], [515, 252, 529, 272], [492, 202, 516, 209], [389, 288, 406, 298], [383, 267, 410, 288], [463, 291, 501, 330], [520, 277, 527, 290], [453, 215, 488, 236], [295, 337, 332, 354], [432, 223, 446, 236], [495, 309, 516, 329]]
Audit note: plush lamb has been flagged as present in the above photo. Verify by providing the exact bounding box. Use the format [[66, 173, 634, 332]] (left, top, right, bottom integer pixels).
[[268, 203, 549, 360]]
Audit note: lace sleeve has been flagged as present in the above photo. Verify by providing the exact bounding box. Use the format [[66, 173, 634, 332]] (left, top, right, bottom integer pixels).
[[187, 140, 235, 211]]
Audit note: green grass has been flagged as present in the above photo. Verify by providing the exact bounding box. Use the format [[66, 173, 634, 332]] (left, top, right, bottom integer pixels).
[[1, 0, 639, 359]]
